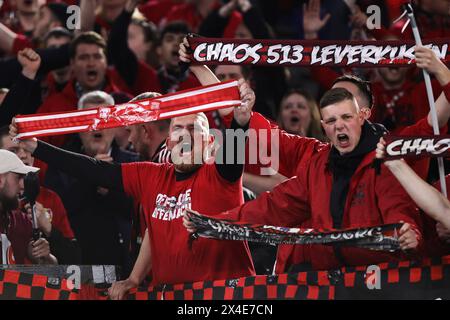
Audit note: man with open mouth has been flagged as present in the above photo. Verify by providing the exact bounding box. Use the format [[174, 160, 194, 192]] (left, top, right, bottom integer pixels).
[[9, 78, 257, 299], [36, 32, 122, 148]]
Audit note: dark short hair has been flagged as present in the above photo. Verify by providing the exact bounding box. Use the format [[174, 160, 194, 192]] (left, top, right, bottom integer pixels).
[[158, 21, 190, 46], [211, 64, 252, 81], [332, 74, 374, 109], [69, 32, 106, 58], [319, 88, 355, 109], [44, 27, 74, 45]]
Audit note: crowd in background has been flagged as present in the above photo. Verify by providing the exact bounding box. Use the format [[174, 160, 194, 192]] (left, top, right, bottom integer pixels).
[[0, 0, 449, 284]]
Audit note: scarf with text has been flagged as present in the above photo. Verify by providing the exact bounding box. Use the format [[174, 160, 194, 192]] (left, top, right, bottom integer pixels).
[[188, 37, 449, 68]]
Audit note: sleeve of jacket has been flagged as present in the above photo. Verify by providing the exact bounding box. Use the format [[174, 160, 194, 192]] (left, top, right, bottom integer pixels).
[[107, 9, 138, 88], [376, 164, 425, 252], [216, 167, 312, 227], [0, 73, 40, 127], [244, 112, 326, 177]]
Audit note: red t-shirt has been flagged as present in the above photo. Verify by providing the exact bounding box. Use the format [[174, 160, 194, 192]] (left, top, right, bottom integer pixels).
[[121, 162, 255, 285]]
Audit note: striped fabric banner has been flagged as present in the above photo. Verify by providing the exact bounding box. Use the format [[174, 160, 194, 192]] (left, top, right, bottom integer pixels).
[[14, 81, 241, 140]]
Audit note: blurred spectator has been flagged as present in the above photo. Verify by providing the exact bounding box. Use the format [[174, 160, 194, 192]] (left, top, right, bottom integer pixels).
[[277, 89, 327, 141], [37, 32, 122, 146], [0, 126, 81, 264], [41, 27, 73, 97], [1, 0, 41, 36], [138, 0, 183, 26], [107, 1, 162, 95], [0, 2, 71, 55], [163, 0, 242, 34], [373, 0, 450, 40], [155, 21, 201, 93], [126, 92, 171, 162], [44, 91, 138, 275], [128, 18, 158, 68], [95, 0, 127, 37], [198, 0, 287, 119]]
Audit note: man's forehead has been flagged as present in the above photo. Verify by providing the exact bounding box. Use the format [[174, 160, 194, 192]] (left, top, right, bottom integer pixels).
[[320, 100, 358, 118], [76, 44, 104, 55], [163, 32, 184, 40], [171, 114, 207, 127]]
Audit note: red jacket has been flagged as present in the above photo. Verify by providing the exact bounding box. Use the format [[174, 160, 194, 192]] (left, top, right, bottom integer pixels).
[[222, 111, 328, 177], [274, 117, 443, 273], [219, 146, 424, 272]]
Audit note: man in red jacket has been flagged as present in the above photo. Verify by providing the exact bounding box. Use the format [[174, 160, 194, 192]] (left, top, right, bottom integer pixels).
[[37, 32, 122, 147], [185, 87, 423, 271]]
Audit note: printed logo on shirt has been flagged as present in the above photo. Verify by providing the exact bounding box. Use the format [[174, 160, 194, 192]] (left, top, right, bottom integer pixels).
[[1, 233, 16, 264], [351, 183, 366, 207], [152, 189, 192, 221]]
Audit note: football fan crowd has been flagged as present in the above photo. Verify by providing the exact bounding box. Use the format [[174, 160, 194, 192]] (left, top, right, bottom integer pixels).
[[0, 0, 449, 300]]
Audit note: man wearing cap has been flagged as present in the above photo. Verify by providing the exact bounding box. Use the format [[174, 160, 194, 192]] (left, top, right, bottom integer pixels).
[[0, 150, 57, 265]]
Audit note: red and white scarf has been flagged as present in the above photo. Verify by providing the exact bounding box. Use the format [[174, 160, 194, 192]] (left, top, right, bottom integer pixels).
[[15, 81, 241, 140]]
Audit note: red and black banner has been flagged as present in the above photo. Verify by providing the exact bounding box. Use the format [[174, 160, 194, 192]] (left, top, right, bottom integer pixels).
[[126, 255, 450, 300], [186, 209, 402, 251], [188, 37, 449, 68], [0, 269, 77, 300], [1, 256, 450, 299], [384, 135, 450, 160]]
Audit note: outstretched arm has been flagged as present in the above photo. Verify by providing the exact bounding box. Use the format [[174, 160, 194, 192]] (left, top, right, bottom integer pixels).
[[0, 49, 42, 127], [184, 172, 312, 233], [415, 46, 450, 128], [376, 137, 450, 230], [108, 229, 152, 300], [107, 0, 140, 88]]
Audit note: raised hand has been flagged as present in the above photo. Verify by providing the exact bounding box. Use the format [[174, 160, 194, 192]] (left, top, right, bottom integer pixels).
[[233, 79, 255, 127], [398, 222, 420, 251], [415, 46, 450, 86], [9, 118, 38, 152], [178, 37, 191, 64], [303, 0, 331, 39], [17, 48, 41, 80]]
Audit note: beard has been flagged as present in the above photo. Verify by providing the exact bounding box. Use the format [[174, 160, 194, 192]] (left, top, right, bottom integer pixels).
[[0, 192, 19, 216]]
